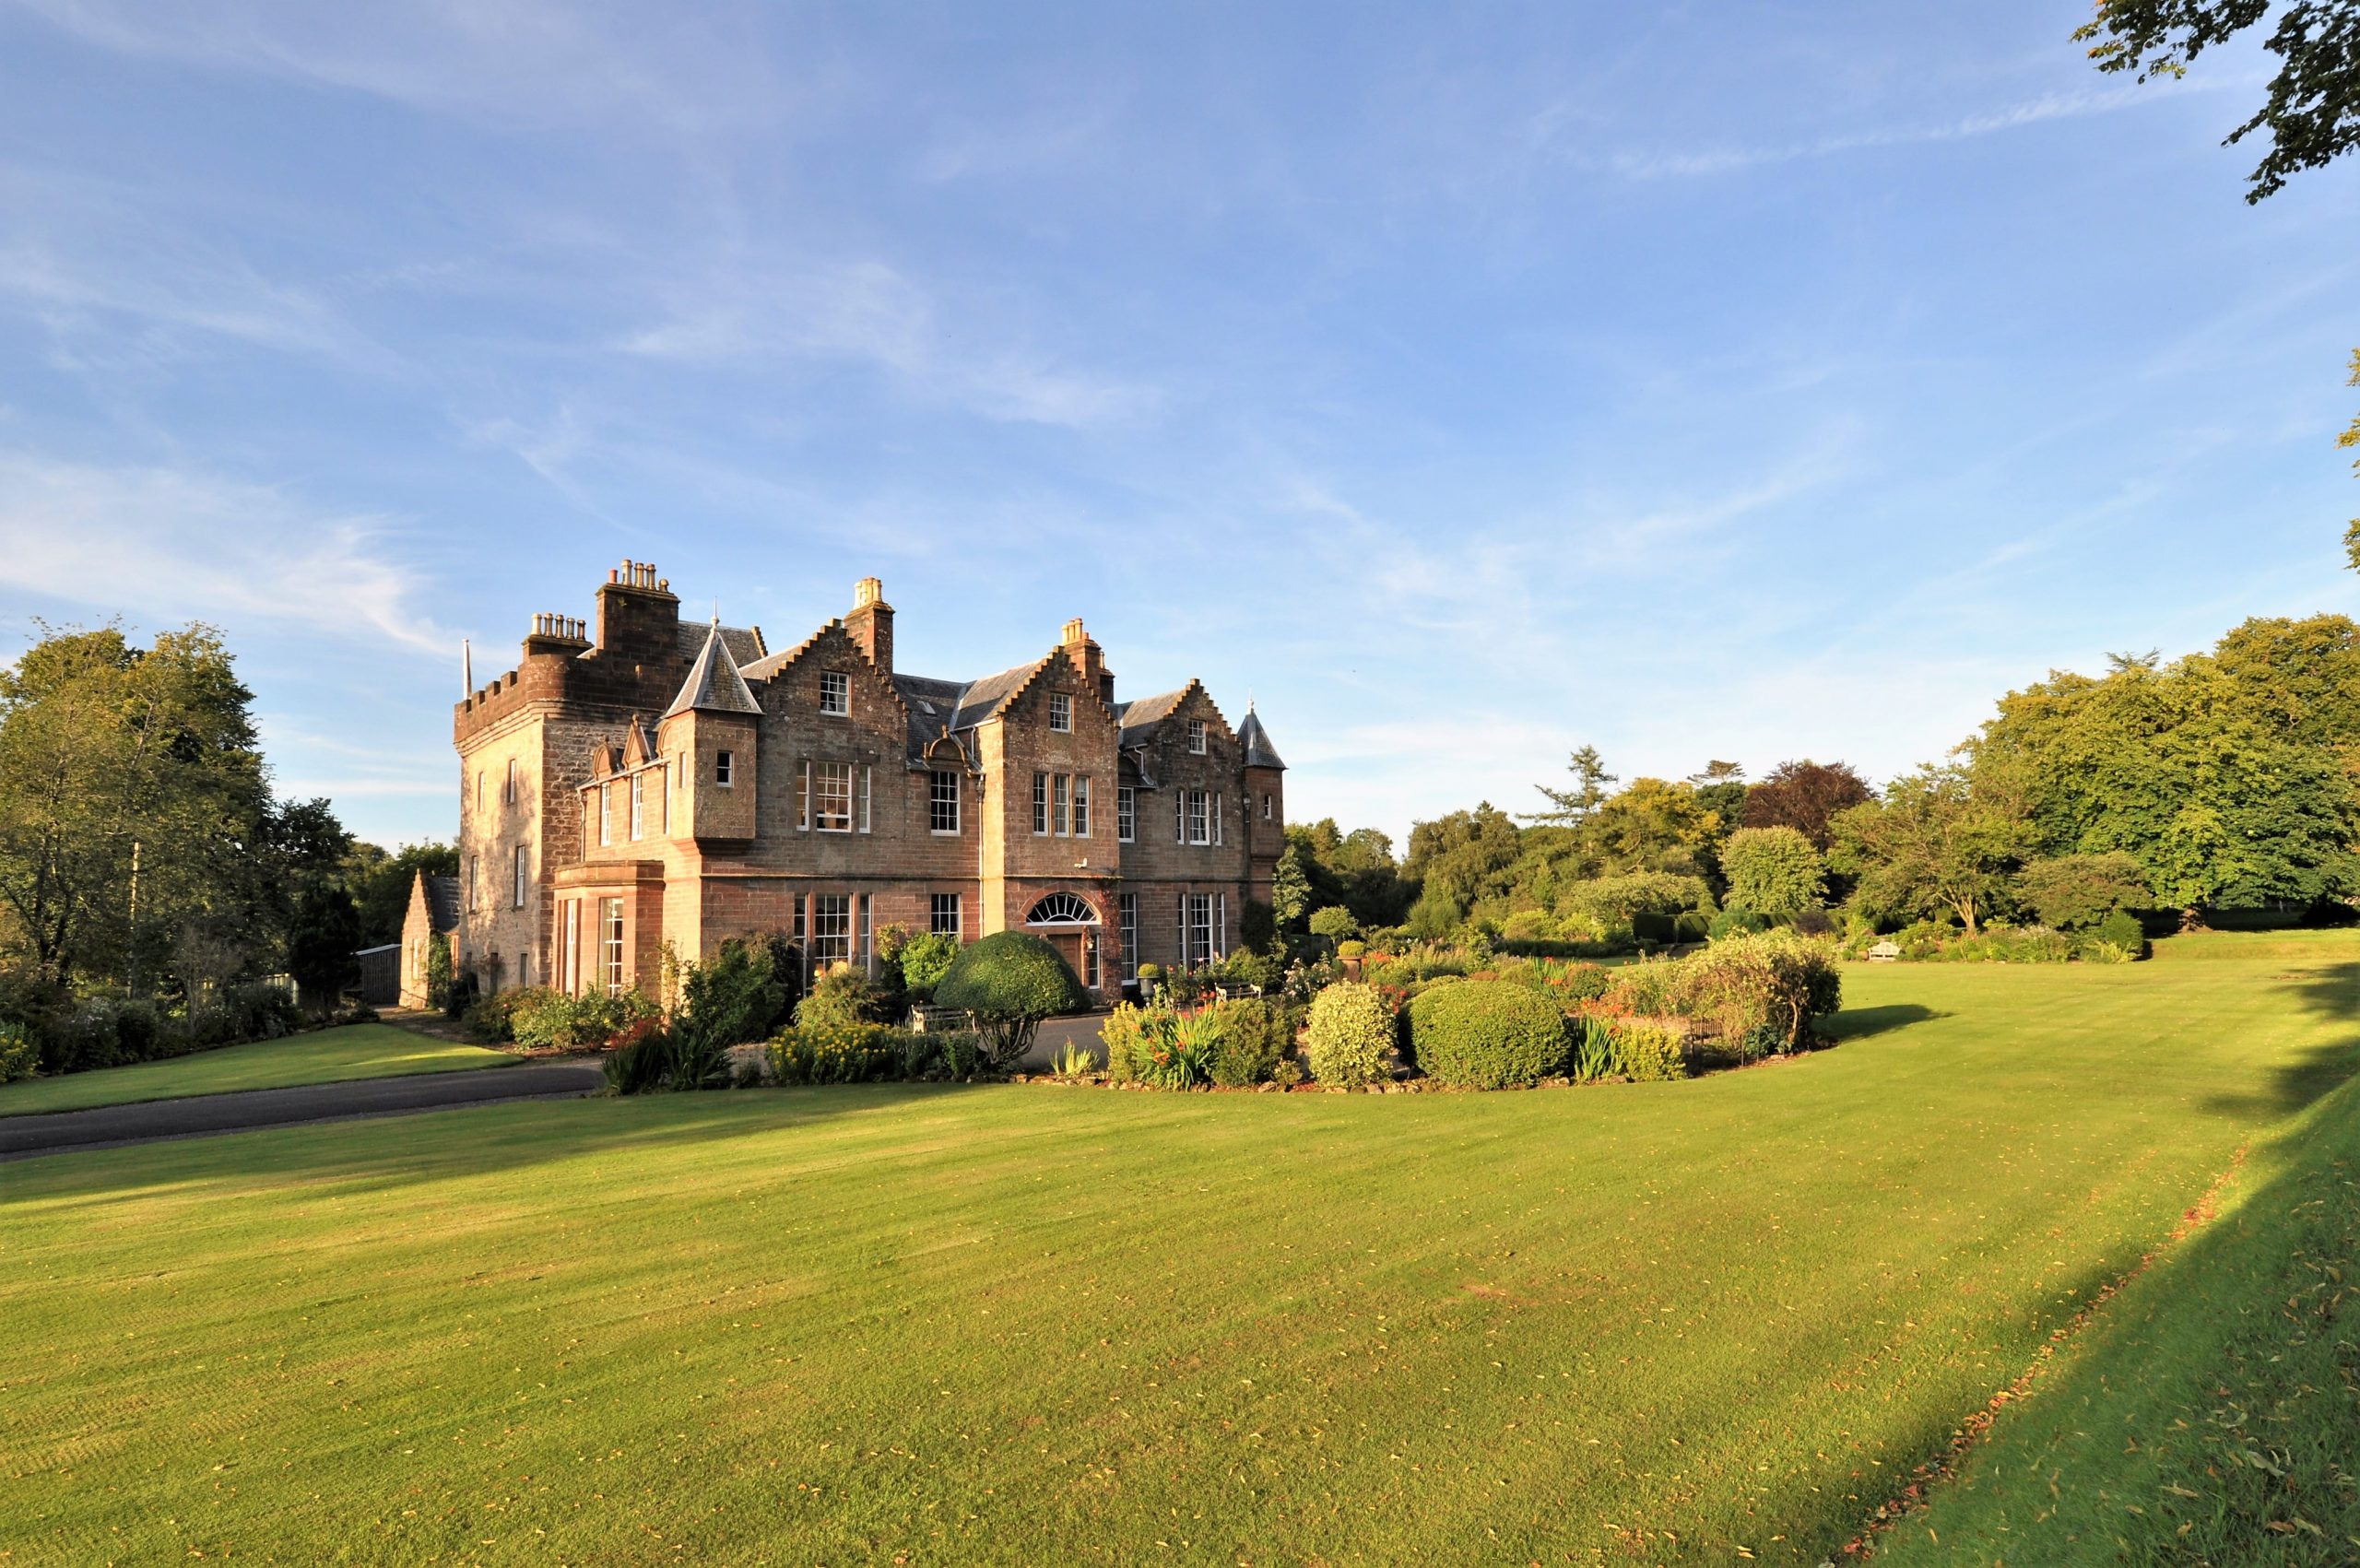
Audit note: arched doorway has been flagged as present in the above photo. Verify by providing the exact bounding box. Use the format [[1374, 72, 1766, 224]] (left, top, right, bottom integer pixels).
[[1024, 891, 1102, 992]]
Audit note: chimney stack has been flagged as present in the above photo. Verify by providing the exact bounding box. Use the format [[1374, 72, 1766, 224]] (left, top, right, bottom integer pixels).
[[845, 576, 894, 673], [1059, 618, 1113, 707], [595, 559, 680, 655]]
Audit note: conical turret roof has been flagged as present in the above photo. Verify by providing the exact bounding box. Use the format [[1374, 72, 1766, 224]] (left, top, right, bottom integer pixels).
[[666, 620, 763, 718], [1236, 702, 1285, 770]]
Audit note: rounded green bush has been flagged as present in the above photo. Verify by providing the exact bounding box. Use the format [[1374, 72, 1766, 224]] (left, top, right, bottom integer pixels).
[[1407, 979, 1569, 1089], [931, 930, 1089, 1067], [1304, 982, 1396, 1086]]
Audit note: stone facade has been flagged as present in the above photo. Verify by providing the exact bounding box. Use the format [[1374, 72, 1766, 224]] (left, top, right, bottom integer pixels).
[[395, 871, 459, 1008], [452, 563, 1285, 1000]]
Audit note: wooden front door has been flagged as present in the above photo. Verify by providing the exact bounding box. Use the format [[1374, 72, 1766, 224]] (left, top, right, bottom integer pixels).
[[1045, 929, 1090, 989]]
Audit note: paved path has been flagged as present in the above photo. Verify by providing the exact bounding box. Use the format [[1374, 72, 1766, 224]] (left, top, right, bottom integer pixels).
[[0, 1060, 607, 1161]]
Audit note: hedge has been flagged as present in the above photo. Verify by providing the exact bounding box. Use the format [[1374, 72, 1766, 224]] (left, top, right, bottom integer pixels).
[[1407, 980, 1568, 1089]]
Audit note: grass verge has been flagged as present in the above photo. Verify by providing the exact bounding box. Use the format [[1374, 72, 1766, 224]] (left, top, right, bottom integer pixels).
[[0, 1021, 516, 1117]]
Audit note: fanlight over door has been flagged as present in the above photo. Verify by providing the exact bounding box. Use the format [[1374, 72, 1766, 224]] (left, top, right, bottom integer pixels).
[[1025, 891, 1098, 925], [1025, 891, 1101, 989]]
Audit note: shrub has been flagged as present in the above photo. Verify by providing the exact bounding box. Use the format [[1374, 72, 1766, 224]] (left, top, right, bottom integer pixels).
[[1670, 929, 1842, 1059], [1608, 1019, 1687, 1081], [2090, 909, 2148, 959], [1336, 939, 1367, 961], [603, 1032, 671, 1094], [897, 932, 959, 999], [1942, 925, 2075, 964], [1100, 1003, 1161, 1082], [1407, 980, 1568, 1089], [1308, 906, 1361, 942], [1555, 963, 1611, 1002], [795, 963, 877, 1030], [464, 986, 546, 1044], [1208, 997, 1294, 1086], [677, 937, 789, 1049], [931, 930, 1089, 1068], [0, 1020, 37, 1082], [1218, 945, 1284, 993], [1304, 983, 1396, 1086], [1137, 961, 1164, 983], [422, 935, 454, 1011], [1709, 907, 1768, 941], [767, 1020, 893, 1083], [513, 987, 658, 1052]]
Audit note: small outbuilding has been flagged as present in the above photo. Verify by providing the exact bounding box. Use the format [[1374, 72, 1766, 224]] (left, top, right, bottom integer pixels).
[[397, 871, 462, 1008]]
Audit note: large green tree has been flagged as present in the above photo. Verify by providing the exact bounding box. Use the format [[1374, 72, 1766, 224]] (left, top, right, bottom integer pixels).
[[1830, 764, 2036, 936], [1976, 641, 2360, 910], [0, 624, 274, 987]]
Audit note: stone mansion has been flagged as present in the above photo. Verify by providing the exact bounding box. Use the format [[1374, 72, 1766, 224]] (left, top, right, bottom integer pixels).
[[414, 561, 1285, 1003]]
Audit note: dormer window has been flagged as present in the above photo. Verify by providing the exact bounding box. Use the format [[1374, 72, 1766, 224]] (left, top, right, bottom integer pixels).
[[820, 670, 850, 715], [1188, 719, 1207, 754], [715, 749, 735, 787], [1049, 692, 1072, 732]]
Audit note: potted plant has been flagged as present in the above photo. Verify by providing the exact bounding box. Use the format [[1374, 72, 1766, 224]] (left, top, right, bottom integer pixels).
[[1137, 961, 1163, 1001], [1337, 938, 1367, 980]]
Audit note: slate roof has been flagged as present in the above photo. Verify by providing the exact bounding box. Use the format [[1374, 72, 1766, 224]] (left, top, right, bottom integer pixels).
[[675, 622, 766, 666], [666, 622, 764, 718], [1236, 704, 1286, 771], [420, 874, 460, 935], [1114, 688, 1188, 749]]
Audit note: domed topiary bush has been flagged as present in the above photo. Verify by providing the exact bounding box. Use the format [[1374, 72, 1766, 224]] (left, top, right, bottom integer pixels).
[[1304, 982, 1396, 1087], [930, 930, 1090, 1069], [1407, 979, 1569, 1089]]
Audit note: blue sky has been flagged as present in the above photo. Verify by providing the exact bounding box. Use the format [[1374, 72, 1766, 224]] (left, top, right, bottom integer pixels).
[[0, 2, 2354, 851]]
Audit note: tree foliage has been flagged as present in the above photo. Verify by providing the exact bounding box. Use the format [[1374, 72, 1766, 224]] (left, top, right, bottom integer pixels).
[[2075, 0, 2360, 202], [0, 624, 274, 987], [1720, 826, 1825, 920], [1741, 760, 1874, 850], [1975, 634, 2360, 910], [1830, 763, 2036, 936], [1524, 744, 1615, 827], [2015, 851, 2154, 929]]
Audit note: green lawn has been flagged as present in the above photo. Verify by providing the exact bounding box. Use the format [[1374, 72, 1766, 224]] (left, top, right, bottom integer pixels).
[[1, 934, 2352, 1565], [0, 1021, 515, 1116]]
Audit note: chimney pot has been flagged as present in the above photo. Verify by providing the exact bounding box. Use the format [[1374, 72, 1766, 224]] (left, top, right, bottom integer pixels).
[[854, 575, 883, 607], [608, 568, 619, 584], [1061, 617, 1087, 646]]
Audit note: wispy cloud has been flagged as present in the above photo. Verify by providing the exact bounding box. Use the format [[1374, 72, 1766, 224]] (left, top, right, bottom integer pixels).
[[1598, 80, 2212, 181], [0, 166, 399, 375], [0, 454, 452, 654], [6, 0, 792, 137], [622, 259, 1158, 429]]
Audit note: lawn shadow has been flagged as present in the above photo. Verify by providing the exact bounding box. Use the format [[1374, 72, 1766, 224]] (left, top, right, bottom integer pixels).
[[2199, 960, 2360, 1121], [1822, 1003, 1947, 1043], [1796, 1068, 2360, 1563]]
